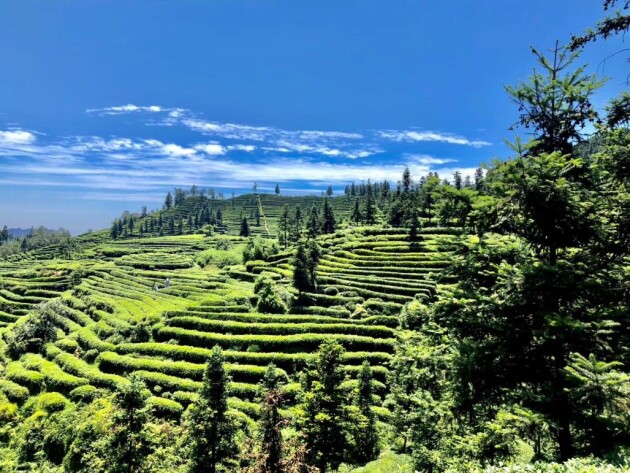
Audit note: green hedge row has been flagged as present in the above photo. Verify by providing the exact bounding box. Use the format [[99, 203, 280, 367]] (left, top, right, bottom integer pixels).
[[97, 351, 287, 384], [154, 326, 395, 353], [166, 316, 395, 338]]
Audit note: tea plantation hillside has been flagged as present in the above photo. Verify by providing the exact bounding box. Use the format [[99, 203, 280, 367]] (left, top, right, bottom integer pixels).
[[0, 193, 457, 426]]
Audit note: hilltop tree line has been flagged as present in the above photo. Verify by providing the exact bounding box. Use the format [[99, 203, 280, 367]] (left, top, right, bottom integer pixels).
[[0, 226, 74, 259]]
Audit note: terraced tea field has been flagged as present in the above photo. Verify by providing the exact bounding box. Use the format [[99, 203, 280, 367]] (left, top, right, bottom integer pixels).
[[0, 198, 460, 425]]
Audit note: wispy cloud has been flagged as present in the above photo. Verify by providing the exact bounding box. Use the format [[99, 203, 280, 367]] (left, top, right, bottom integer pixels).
[[0, 105, 492, 202], [86, 104, 185, 115], [379, 129, 491, 147]]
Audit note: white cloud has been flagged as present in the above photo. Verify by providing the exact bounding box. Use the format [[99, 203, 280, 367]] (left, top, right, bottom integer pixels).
[[0, 129, 36, 145], [379, 130, 491, 147], [194, 143, 226, 155], [160, 143, 197, 157], [406, 154, 457, 165], [86, 104, 175, 115], [228, 144, 256, 152]]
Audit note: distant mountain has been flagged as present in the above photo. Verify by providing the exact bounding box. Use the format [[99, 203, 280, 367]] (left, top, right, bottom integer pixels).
[[7, 227, 55, 238]]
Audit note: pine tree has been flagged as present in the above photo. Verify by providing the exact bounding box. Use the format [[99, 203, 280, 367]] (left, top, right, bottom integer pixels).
[[365, 181, 376, 225], [111, 221, 119, 240], [292, 205, 303, 242], [216, 207, 223, 226], [275, 184, 280, 196], [258, 364, 285, 473], [164, 191, 173, 209], [300, 340, 348, 472], [351, 198, 362, 223], [326, 185, 333, 196], [240, 217, 250, 237], [292, 241, 313, 293], [108, 374, 151, 473], [474, 167, 485, 191], [402, 167, 412, 193], [453, 171, 463, 190], [307, 206, 320, 240], [278, 205, 290, 249], [321, 198, 336, 234], [189, 346, 237, 473], [351, 361, 379, 464]]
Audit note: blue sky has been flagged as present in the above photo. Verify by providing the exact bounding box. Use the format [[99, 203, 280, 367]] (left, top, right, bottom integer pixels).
[[0, 1, 627, 234]]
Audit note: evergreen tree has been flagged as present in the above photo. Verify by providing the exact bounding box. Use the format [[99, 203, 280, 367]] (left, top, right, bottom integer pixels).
[[474, 167, 485, 191], [108, 374, 151, 473], [292, 241, 314, 293], [351, 198, 362, 224], [505, 43, 604, 156], [189, 346, 237, 473], [453, 171, 463, 190], [111, 221, 119, 240], [307, 206, 320, 239], [351, 362, 379, 464], [240, 217, 251, 237], [258, 364, 286, 473], [164, 192, 173, 210], [127, 217, 134, 235], [291, 205, 303, 242], [0, 225, 8, 243], [326, 185, 333, 196], [275, 184, 280, 195], [321, 198, 336, 234], [278, 205, 290, 249], [402, 167, 412, 193], [299, 340, 348, 472], [307, 239, 321, 289], [216, 207, 223, 226], [365, 180, 376, 225]]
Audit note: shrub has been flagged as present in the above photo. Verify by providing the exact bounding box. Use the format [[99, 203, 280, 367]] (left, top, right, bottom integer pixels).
[[4, 301, 59, 358], [254, 276, 289, 314], [243, 237, 279, 264]]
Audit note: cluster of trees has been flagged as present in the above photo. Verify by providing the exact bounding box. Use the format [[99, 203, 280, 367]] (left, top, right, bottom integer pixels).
[[0, 227, 73, 258], [382, 22, 630, 471], [111, 201, 225, 240], [0, 340, 380, 473]]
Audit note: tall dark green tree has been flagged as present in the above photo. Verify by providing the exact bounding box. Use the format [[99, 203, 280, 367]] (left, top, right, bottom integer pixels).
[[240, 217, 251, 237], [108, 374, 151, 473], [299, 340, 348, 472], [292, 241, 314, 293], [278, 205, 290, 249], [307, 206, 320, 239], [351, 198, 362, 224], [350, 361, 380, 464], [365, 180, 376, 225], [164, 192, 173, 210], [188, 346, 237, 473], [320, 198, 336, 234]]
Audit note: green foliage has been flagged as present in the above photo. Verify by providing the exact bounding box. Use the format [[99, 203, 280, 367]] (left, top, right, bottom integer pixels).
[[108, 374, 152, 473], [298, 340, 348, 472], [5, 301, 59, 358], [187, 346, 238, 473], [254, 276, 289, 314]]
